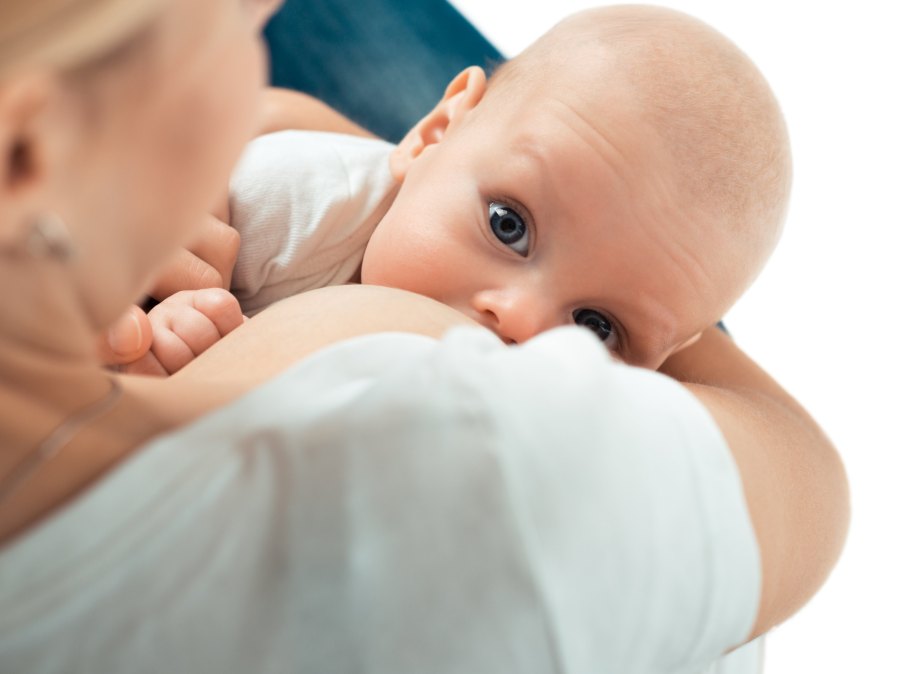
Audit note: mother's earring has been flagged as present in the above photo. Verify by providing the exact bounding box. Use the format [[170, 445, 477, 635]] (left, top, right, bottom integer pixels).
[[0, 212, 74, 262]]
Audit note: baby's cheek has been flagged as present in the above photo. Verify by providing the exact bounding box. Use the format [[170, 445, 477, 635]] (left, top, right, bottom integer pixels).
[[360, 223, 425, 293], [359, 224, 399, 287], [361, 217, 435, 289]]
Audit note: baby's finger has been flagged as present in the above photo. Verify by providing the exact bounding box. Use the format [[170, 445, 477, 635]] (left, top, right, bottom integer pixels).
[[149, 324, 199, 375], [116, 348, 169, 377], [166, 308, 226, 360], [191, 288, 245, 338]]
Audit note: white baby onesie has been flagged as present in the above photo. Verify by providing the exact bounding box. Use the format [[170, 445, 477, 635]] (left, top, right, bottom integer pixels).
[[229, 130, 397, 316]]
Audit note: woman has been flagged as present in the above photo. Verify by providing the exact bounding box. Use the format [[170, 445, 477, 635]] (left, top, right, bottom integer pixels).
[[0, 1, 849, 672]]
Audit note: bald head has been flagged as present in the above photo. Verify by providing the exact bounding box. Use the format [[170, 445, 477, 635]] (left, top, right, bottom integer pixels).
[[487, 5, 791, 296]]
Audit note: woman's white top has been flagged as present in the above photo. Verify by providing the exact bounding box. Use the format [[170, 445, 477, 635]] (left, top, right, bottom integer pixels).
[[0, 327, 762, 673]]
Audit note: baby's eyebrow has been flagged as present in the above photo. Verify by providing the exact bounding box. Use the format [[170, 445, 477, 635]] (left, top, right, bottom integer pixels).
[[506, 137, 556, 210]]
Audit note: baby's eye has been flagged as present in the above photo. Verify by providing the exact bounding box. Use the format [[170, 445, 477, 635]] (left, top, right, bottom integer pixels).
[[573, 308, 619, 349], [489, 202, 529, 256]]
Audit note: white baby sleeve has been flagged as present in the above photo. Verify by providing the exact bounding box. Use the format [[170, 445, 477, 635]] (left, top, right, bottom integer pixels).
[[228, 131, 396, 315]]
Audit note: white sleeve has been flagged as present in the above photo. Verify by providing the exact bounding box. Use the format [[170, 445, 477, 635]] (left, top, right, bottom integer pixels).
[[228, 131, 396, 315], [0, 327, 760, 674]]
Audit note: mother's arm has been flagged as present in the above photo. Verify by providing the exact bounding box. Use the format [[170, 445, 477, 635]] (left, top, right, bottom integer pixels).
[[177, 284, 849, 647], [660, 328, 850, 642], [259, 88, 377, 138]]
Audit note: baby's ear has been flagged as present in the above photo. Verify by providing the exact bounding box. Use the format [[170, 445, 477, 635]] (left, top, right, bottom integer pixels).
[[389, 66, 487, 182]]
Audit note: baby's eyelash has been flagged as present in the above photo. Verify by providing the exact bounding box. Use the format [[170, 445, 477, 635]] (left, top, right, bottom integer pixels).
[[607, 315, 631, 356], [485, 195, 536, 237]]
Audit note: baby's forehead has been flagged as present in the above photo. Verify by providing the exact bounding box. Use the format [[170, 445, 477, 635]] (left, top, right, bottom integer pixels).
[[483, 53, 781, 260], [482, 54, 666, 166], [474, 95, 687, 233]]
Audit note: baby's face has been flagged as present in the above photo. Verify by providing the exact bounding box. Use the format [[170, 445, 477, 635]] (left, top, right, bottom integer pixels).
[[362, 76, 739, 368]]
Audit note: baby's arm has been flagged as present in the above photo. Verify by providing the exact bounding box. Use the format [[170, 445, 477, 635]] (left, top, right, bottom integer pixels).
[[102, 89, 386, 373], [148, 89, 371, 302]]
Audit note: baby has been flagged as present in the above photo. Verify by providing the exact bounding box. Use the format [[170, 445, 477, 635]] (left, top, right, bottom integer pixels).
[[141, 5, 790, 372]]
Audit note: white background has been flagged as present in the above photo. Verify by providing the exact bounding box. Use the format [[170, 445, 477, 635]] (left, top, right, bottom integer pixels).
[[451, 1, 900, 672]]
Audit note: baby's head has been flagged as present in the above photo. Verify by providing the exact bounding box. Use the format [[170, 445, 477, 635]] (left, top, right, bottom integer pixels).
[[361, 5, 791, 368]]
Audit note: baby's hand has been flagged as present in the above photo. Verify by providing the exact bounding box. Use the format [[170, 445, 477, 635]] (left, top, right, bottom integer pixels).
[[120, 288, 245, 376]]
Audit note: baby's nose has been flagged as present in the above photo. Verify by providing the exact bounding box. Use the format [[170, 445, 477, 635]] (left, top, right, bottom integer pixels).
[[470, 288, 558, 345]]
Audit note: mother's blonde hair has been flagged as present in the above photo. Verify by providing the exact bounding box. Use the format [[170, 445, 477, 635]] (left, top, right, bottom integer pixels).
[[0, 0, 164, 78]]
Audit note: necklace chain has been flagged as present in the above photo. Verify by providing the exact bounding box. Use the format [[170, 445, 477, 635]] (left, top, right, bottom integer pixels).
[[0, 377, 123, 507]]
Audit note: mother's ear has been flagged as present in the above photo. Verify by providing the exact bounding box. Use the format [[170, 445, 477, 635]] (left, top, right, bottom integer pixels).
[[0, 73, 59, 243], [0, 74, 56, 198], [389, 66, 487, 181]]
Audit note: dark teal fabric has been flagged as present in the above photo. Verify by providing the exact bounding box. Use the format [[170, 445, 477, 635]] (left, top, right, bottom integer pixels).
[[265, 0, 505, 143]]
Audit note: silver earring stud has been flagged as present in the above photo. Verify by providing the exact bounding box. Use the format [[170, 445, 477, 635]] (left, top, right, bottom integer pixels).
[[24, 212, 75, 262]]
